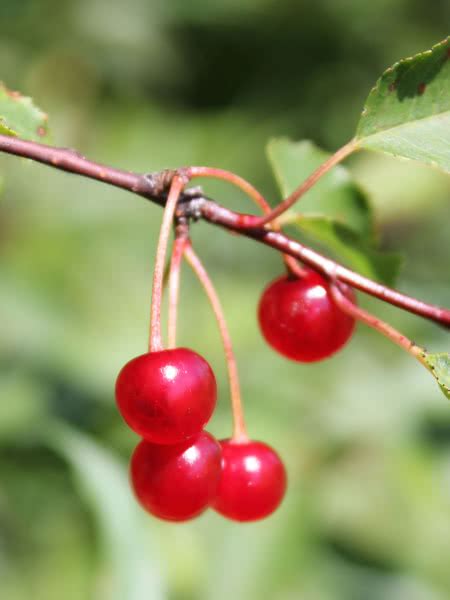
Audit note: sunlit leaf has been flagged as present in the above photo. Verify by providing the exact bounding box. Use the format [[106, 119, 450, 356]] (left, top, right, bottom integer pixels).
[[356, 37, 450, 173]]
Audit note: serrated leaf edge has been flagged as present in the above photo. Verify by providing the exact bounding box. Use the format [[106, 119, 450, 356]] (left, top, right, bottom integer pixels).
[[422, 351, 450, 400], [356, 36, 450, 139], [0, 82, 49, 141], [266, 137, 378, 240]]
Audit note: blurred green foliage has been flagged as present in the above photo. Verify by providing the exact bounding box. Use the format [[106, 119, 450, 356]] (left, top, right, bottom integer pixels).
[[0, 1, 449, 599]]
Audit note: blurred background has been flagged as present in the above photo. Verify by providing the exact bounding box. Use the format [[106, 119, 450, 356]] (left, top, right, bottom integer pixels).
[[0, 1, 449, 599]]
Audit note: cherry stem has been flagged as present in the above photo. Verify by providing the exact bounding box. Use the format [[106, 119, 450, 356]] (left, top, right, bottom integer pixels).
[[330, 281, 427, 366], [255, 138, 358, 227], [167, 234, 188, 349], [187, 166, 306, 277], [187, 166, 270, 215], [183, 242, 248, 442], [149, 175, 186, 353]]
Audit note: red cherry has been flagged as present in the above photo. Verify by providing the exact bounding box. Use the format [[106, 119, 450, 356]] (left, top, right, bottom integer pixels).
[[213, 439, 287, 522], [130, 431, 222, 521], [115, 348, 217, 444], [258, 271, 355, 362]]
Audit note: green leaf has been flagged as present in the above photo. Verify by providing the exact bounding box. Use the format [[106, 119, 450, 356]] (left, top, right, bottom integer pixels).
[[422, 352, 450, 399], [286, 215, 402, 286], [267, 138, 402, 285], [267, 138, 373, 237], [356, 37, 450, 172], [0, 82, 50, 142], [46, 423, 165, 600]]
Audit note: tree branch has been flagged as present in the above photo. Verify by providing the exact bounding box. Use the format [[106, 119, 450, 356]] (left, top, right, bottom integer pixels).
[[0, 134, 171, 203], [195, 198, 450, 329], [0, 133, 449, 329]]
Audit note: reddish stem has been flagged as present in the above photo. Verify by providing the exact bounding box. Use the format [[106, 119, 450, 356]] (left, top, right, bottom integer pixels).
[[330, 282, 427, 365], [167, 235, 188, 349], [149, 175, 185, 352], [0, 134, 161, 200], [183, 242, 248, 442], [198, 199, 450, 329], [0, 134, 448, 329], [187, 166, 271, 215]]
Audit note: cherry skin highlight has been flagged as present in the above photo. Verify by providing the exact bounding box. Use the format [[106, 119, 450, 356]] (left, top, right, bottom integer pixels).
[[258, 271, 356, 362], [213, 439, 287, 522], [115, 347, 217, 444], [131, 431, 222, 522]]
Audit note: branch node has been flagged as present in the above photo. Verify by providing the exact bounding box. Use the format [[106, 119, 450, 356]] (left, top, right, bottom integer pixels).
[[144, 169, 178, 195], [180, 196, 206, 221], [182, 185, 204, 199]]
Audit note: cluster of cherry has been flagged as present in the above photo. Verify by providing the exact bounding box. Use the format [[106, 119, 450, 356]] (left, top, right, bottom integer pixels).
[[115, 267, 355, 523]]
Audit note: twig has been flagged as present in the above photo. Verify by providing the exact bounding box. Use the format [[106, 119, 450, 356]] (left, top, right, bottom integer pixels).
[[196, 199, 450, 329], [0, 134, 448, 329]]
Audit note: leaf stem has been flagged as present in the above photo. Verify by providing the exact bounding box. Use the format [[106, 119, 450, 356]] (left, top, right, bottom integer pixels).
[[255, 138, 358, 226], [183, 242, 248, 442], [149, 175, 185, 353]]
